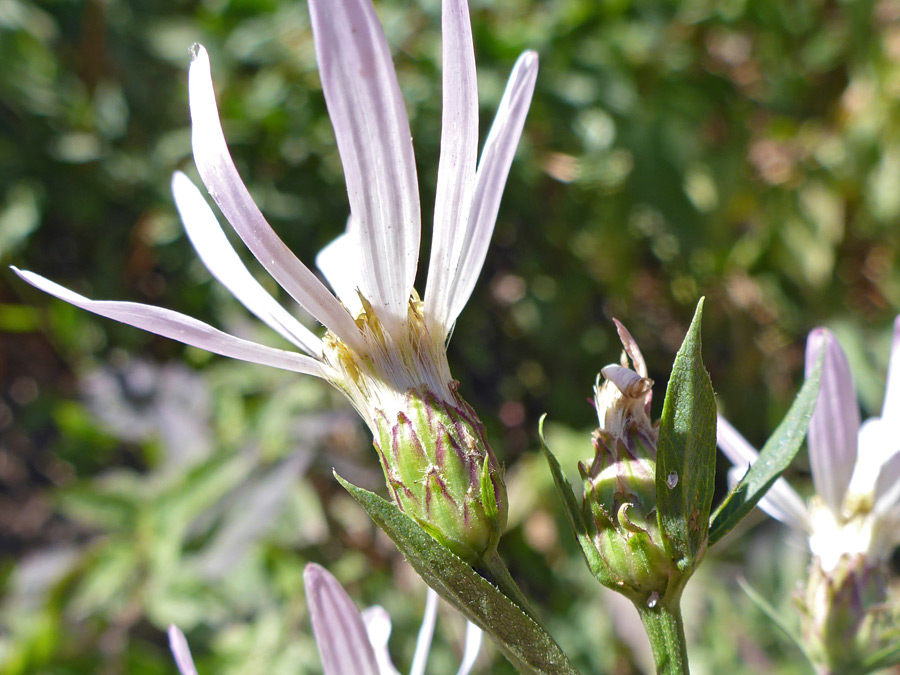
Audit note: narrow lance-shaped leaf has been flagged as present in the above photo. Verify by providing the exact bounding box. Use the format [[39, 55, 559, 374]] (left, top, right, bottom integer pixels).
[[335, 473, 579, 675], [655, 298, 717, 565], [537, 416, 611, 586], [708, 352, 823, 546]]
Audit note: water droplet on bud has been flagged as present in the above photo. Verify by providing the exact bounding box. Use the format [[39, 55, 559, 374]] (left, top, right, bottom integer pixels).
[[666, 471, 678, 489], [647, 592, 659, 608]]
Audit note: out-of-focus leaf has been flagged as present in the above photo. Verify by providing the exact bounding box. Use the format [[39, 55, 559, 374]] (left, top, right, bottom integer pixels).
[[709, 353, 822, 546]]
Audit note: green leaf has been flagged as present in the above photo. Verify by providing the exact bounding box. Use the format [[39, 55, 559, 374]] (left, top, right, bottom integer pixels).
[[708, 352, 823, 546], [655, 298, 717, 565], [336, 473, 579, 675], [537, 416, 610, 586]]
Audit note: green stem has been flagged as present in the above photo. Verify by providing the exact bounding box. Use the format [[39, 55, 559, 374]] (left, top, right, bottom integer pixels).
[[636, 596, 689, 675]]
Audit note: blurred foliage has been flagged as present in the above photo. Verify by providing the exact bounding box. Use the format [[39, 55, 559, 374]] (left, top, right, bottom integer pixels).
[[1, 0, 899, 672]]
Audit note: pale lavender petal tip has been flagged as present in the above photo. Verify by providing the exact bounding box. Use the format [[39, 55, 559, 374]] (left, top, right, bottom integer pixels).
[[11, 268, 329, 378], [188, 44, 362, 350], [434, 49, 539, 336], [304, 563, 379, 675], [168, 625, 199, 675], [805, 327, 859, 515]]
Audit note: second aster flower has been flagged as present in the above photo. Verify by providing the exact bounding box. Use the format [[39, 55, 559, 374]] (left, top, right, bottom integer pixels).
[[718, 318, 900, 672], [13, 0, 538, 563]]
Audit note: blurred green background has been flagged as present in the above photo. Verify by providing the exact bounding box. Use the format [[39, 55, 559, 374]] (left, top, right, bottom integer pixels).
[[2, 0, 899, 672]]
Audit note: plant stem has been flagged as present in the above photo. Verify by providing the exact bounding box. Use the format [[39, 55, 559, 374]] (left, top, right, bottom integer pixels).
[[637, 596, 690, 675]]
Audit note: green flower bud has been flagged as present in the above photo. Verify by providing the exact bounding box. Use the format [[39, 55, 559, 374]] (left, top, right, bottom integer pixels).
[[797, 551, 900, 672], [579, 321, 685, 603], [374, 385, 507, 563]]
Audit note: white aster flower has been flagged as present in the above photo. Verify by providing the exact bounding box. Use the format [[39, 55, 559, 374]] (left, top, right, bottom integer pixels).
[[168, 563, 482, 675], [13, 0, 537, 437], [717, 318, 900, 572], [13, 0, 537, 562]]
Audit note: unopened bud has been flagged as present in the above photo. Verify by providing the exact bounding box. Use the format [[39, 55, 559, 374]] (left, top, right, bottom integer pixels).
[[579, 321, 685, 602]]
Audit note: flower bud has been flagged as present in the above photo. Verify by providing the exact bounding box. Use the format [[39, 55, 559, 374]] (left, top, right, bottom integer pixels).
[[579, 321, 685, 602]]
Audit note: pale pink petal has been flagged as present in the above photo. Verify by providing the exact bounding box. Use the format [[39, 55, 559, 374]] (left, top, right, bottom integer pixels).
[[409, 587, 439, 675], [305, 564, 380, 675], [881, 315, 900, 428], [435, 51, 538, 337], [360, 606, 400, 675], [718, 415, 810, 532], [423, 0, 479, 339], [806, 328, 859, 515], [13, 268, 329, 379], [316, 217, 364, 317], [308, 0, 420, 330], [188, 46, 362, 351], [168, 625, 199, 675], [456, 621, 483, 675], [172, 172, 323, 357]]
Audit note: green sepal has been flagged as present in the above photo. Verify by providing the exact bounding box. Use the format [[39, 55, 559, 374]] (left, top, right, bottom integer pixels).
[[708, 351, 823, 546], [537, 416, 612, 586], [655, 298, 717, 566], [335, 472, 579, 675]]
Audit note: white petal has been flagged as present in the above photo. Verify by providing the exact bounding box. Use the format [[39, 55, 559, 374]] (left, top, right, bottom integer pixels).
[[361, 606, 400, 675], [424, 0, 479, 340], [13, 268, 329, 378], [187, 46, 363, 351], [456, 621, 483, 675], [806, 328, 859, 516], [874, 449, 900, 517], [304, 564, 380, 675], [429, 51, 538, 339], [308, 0, 420, 330], [172, 172, 323, 357], [410, 587, 439, 675], [851, 418, 898, 495], [717, 415, 810, 532], [316, 216, 364, 317], [168, 625, 199, 675], [881, 314, 900, 427]]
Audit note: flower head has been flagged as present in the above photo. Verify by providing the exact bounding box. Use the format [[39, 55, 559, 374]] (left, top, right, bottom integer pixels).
[[718, 318, 900, 570], [168, 563, 483, 675], [718, 318, 900, 671], [13, 0, 538, 562]]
